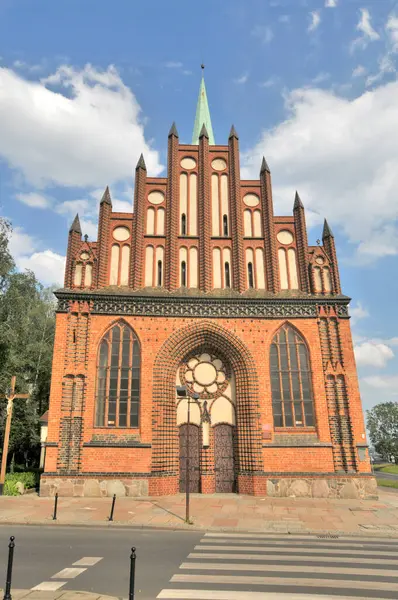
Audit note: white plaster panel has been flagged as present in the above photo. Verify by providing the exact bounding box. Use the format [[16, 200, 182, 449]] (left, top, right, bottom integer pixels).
[[211, 396, 236, 426], [211, 174, 219, 236], [211, 158, 227, 171], [157, 207, 165, 235], [180, 174, 188, 226], [213, 248, 222, 289], [113, 226, 130, 241], [314, 266, 322, 292], [220, 174, 229, 219], [243, 193, 260, 207], [146, 207, 155, 235], [84, 263, 92, 287], [74, 263, 83, 286], [110, 245, 119, 285], [148, 191, 164, 205], [177, 400, 201, 426], [189, 173, 198, 235], [324, 266, 332, 292], [120, 245, 130, 286], [244, 210, 252, 237], [181, 157, 196, 169], [278, 248, 288, 290], [253, 210, 262, 237], [189, 247, 198, 288], [277, 230, 294, 245], [144, 246, 154, 286], [255, 248, 266, 289], [288, 248, 299, 289]]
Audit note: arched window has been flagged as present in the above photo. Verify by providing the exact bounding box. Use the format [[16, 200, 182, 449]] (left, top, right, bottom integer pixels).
[[225, 262, 231, 288], [223, 214, 228, 236], [270, 325, 314, 428], [181, 261, 187, 286], [248, 262, 254, 288], [95, 323, 140, 428], [181, 213, 187, 235], [157, 260, 163, 287]]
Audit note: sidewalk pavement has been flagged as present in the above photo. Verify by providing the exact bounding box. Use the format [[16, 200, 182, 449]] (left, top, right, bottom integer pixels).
[[0, 591, 119, 600], [1, 489, 398, 536]]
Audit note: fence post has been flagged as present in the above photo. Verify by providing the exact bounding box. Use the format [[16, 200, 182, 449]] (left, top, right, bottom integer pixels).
[[108, 494, 116, 522], [52, 493, 58, 520], [129, 547, 136, 600], [3, 536, 15, 600]]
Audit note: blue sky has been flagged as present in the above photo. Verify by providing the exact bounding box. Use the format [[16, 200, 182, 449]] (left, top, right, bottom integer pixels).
[[0, 0, 398, 415]]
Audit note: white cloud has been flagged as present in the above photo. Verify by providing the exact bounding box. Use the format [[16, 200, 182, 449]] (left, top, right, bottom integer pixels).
[[234, 73, 249, 85], [351, 8, 380, 52], [8, 227, 37, 257], [312, 72, 330, 84], [355, 341, 394, 368], [350, 302, 369, 325], [16, 192, 52, 209], [352, 65, 367, 78], [251, 25, 274, 44], [308, 11, 321, 33], [362, 375, 398, 391], [259, 77, 278, 88], [113, 199, 132, 212], [165, 62, 183, 69], [386, 14, 398, 50], [17, 250, 65, 286], [279, 15, 290, 24], [56, 199, 93, 216], [241, 81, 398, 260], [325, 0, 337, 7], [0, 64, 163, 189]]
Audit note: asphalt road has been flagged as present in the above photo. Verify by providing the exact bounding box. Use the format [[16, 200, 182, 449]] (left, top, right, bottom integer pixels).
[[0, 525, 202, 599], [375, 470, 398, 480], [1, 526, 398, 599]]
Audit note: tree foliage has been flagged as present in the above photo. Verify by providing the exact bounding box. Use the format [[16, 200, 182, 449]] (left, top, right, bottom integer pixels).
[[367, 402, 398, 460], [0, 218, 55, 469]]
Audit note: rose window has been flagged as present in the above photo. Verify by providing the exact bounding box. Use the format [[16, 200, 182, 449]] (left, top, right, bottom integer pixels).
[[180, 353, 230, 399]]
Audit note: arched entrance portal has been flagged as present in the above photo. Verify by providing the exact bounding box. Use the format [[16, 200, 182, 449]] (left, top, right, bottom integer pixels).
[[176, 351, 237, 493], [150, 321, 263, 497]]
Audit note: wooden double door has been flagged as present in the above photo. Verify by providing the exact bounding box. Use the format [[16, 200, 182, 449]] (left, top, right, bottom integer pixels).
[[179, 423, 236, 493]]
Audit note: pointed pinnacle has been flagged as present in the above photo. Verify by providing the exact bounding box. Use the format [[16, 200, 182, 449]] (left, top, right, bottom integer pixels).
[[322, 219, 334, 239], [168, 122, 179, 138], [260, 157, 270, 174], [199, 123, 209, 139], [69, 214, 81, 235], [136, 153, 146, 171], [100, 186, 112, 205], [229, 125, 239, 140], [294, 191, 304, 210]]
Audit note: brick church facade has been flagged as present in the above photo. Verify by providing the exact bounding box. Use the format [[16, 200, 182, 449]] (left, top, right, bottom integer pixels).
[[41, 76, 376, 499]]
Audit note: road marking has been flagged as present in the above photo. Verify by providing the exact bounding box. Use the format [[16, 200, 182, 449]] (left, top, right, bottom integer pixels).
[[188, 551, 398, 565], [199, 538, 393, 550], [171, 574, 398, 591], [204, 532, 398, 544], [196, 544, 398, 555], [31, 581, 66, 591], [180, 561, 398, 577], [51, 567, 87, 579], [72, 557, 103, 566], [157, 591, 390, 600]]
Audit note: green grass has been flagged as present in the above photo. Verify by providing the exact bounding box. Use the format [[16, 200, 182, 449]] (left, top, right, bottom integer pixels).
[[374, 464, 398, 474], [377, 478, 398, 489]]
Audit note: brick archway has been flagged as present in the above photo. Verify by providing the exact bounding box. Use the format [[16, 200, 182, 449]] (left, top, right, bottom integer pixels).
[[149, 320, 264, 496]]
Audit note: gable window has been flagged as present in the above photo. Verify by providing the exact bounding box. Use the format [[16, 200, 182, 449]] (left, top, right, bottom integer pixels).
[[181, 261, 187, 286], [270, 325, 314, 428], [224, 262, 231, 288], [223, 214, 228, 236], [181, 213, 187, 236], [157, 260, 163, 287], [248, 262, 254, 288], [95, 323, 140, 428]]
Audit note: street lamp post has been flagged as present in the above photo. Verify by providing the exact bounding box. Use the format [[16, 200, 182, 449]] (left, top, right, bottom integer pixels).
[[176, 385, 199, 523]]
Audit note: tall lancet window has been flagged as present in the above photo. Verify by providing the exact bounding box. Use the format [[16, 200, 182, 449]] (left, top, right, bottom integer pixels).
[[270, 325, 314, 428], [181, 214, 187, 236], [224, 262, 231, 288], [95, 322, 140, 428]]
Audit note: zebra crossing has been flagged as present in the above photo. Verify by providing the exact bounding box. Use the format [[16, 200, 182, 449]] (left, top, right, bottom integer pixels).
[[157, 532, 398, 599]]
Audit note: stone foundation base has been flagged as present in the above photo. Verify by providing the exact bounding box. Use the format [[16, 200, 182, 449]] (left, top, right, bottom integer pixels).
[[40, 477, 149, 497], [40, 475, 378, 499], [266, 476, 378, 499]]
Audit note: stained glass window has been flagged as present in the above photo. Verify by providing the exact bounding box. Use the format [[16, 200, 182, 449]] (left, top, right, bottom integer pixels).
[[95, 323, 140, 428], [270, 326, 314, 428]]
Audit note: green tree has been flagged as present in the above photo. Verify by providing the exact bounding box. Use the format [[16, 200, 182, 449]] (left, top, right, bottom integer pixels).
[[367, 402, 398, 460], [0, 218, 56, 470]]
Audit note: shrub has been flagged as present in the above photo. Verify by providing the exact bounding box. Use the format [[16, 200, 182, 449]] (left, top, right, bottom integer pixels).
[[4, 471, 38, 495]]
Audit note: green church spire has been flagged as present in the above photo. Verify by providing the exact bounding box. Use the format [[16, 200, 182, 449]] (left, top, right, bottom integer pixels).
[[192, 65, 215, 145]]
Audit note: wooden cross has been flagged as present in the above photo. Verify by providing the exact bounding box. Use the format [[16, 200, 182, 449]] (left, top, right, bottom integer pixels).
[[0, 376, 29, 495]]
